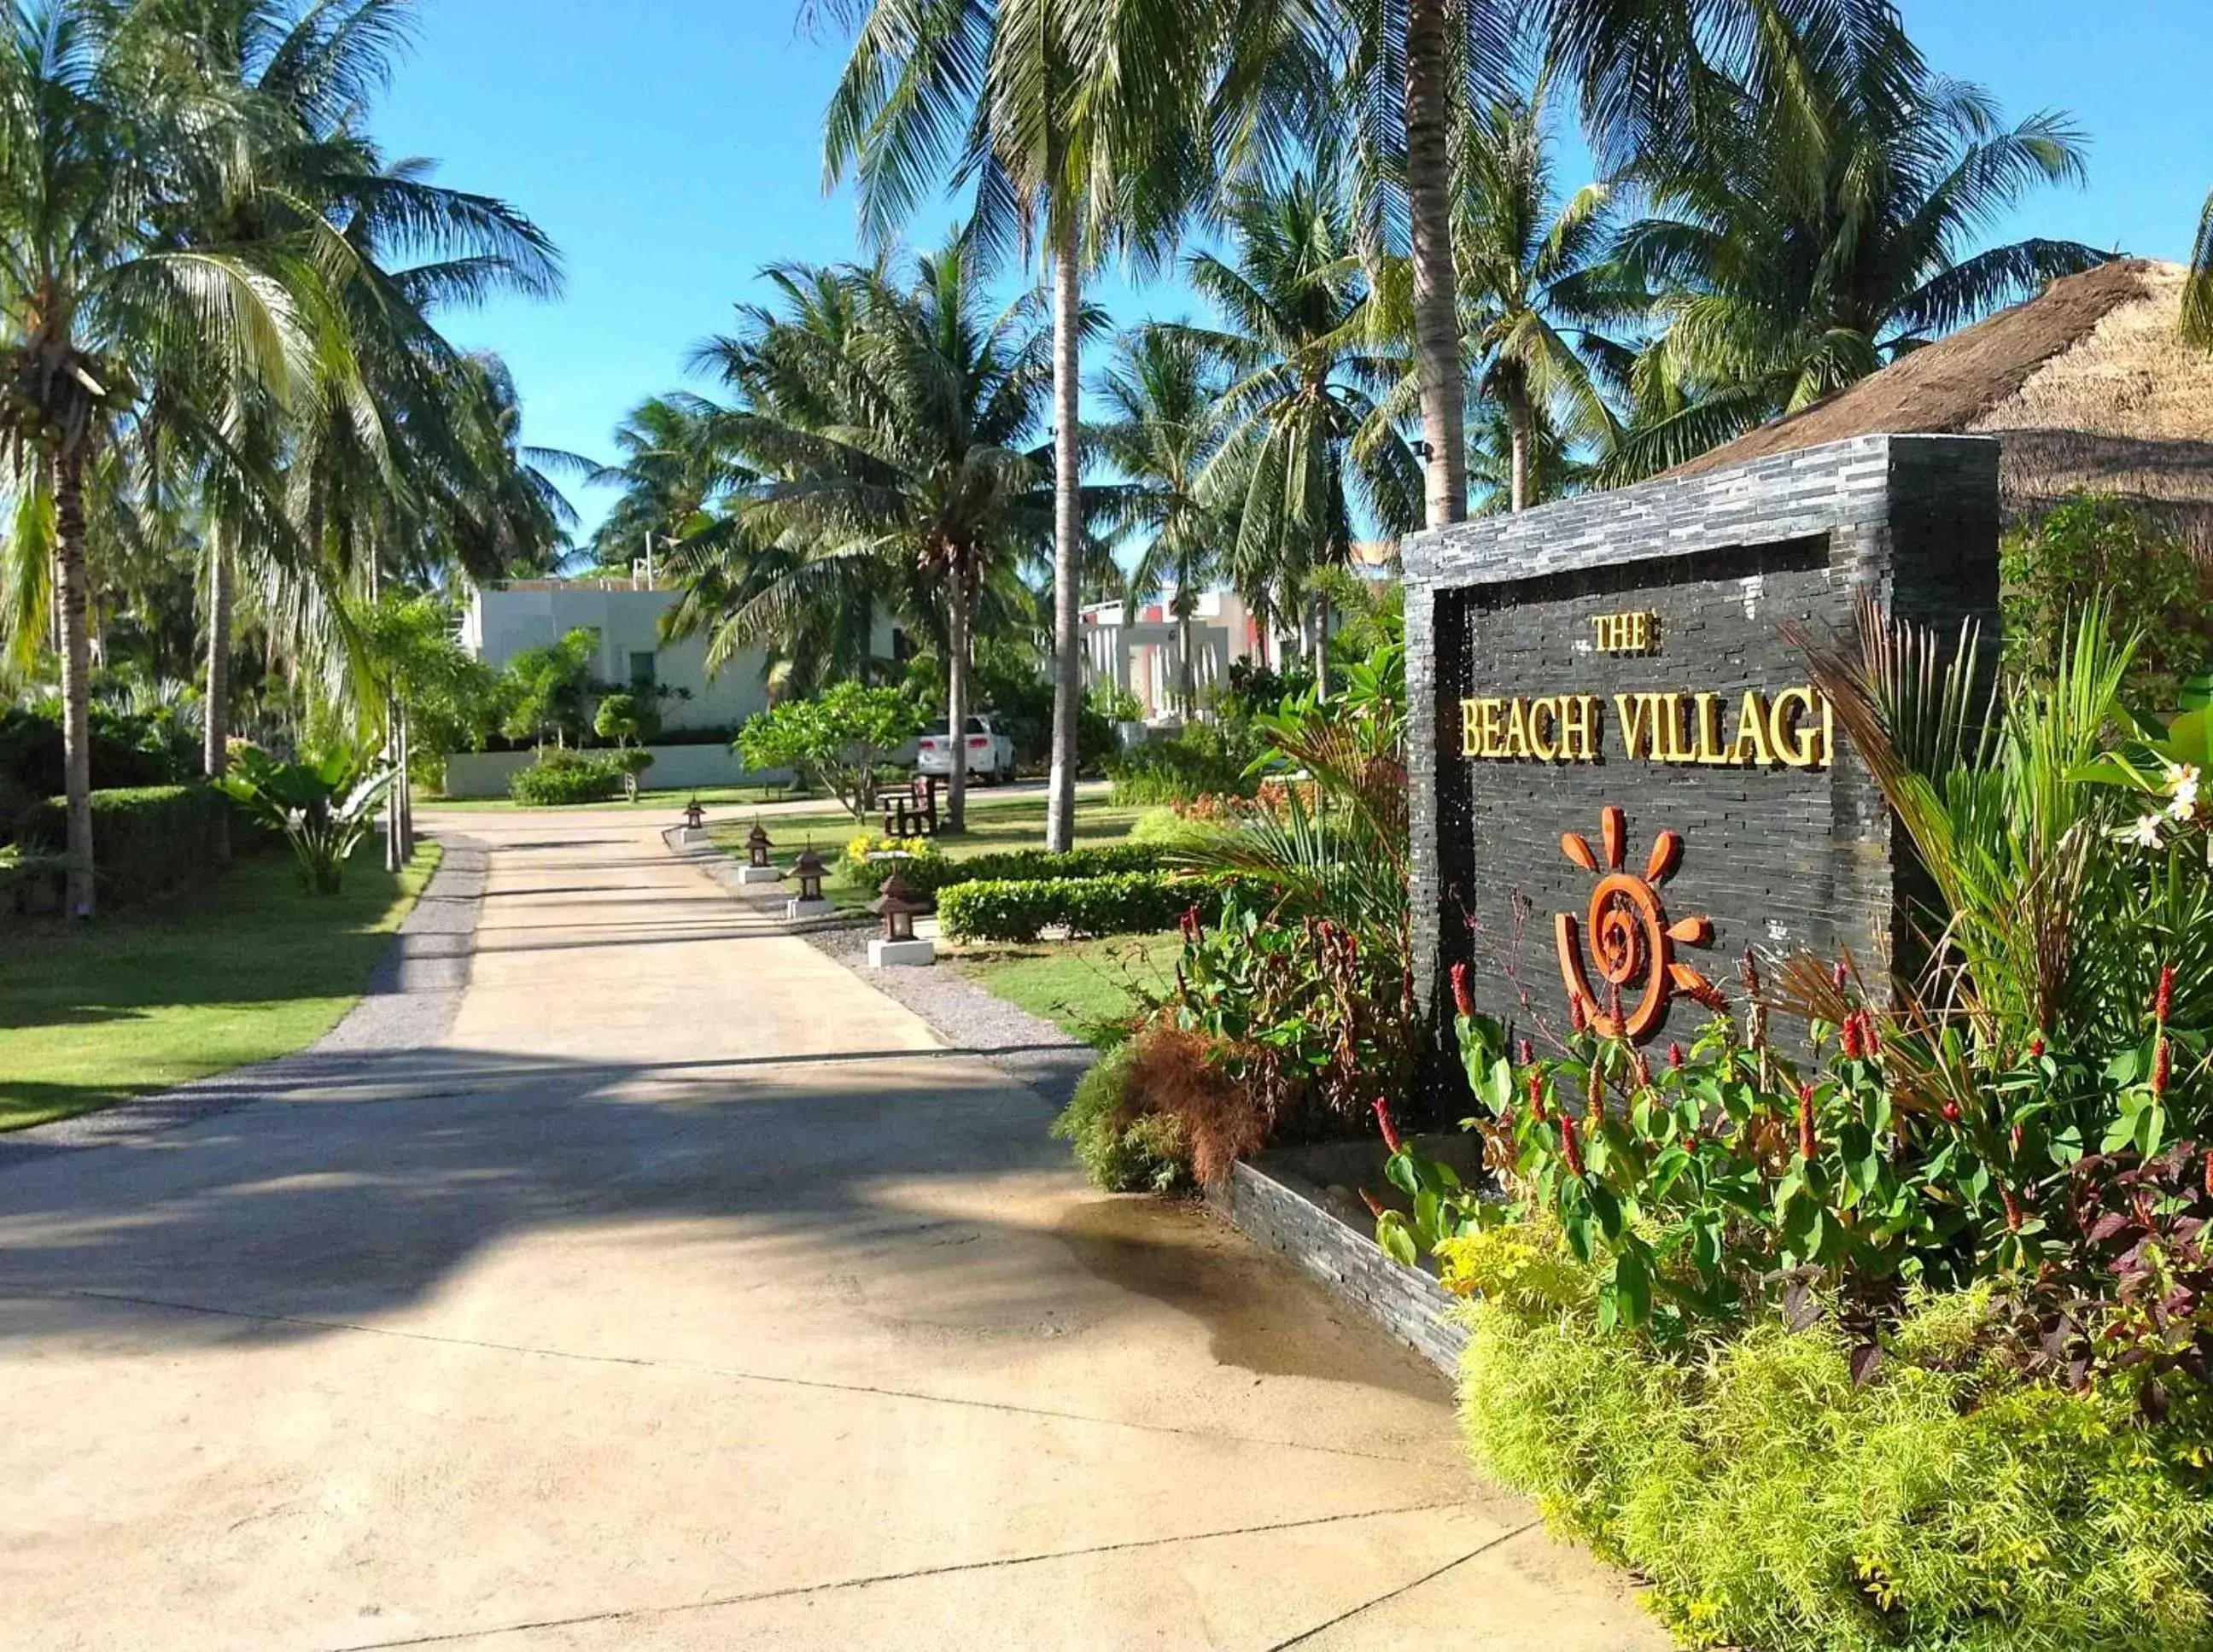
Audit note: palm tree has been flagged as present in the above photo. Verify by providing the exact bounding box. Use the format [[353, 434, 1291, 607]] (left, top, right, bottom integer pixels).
[[1097, 327, 1224, 719], [584, 394, 741, 575], [703, 242, 1054, 832], [1605, 28, 2105, 478], [1450, 85, 1634, 511], [1169, 173, 1420, 695], [0, 0, 325, 917], [817, 0, 1220, 851], [2186, 188, 2213, 348]]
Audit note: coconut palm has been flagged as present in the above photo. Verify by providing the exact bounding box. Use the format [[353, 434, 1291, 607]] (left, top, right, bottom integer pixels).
[[700, 242, 1055, 832], [1605, 28, 2106, 479], [0, 0, 332, 916], [2186, 188, 2213, 349], [583, 394, 743, 575], [1097, 327, 1225, 719], [817, 0, 1224, 850], [1167, 172, 1420, 695], [1450, 85, 1635, 511]]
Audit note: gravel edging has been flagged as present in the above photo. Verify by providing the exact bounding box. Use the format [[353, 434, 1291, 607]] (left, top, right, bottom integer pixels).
[[0, 834, 488, 1165], [799, 923, 1097, 1112]]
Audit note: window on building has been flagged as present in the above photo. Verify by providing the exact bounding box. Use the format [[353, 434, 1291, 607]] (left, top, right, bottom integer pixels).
[[628, 651, 657, 688]]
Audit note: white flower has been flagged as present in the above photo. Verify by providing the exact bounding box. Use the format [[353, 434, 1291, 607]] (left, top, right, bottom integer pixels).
[[2129, 814, 2167, 849], [2168, 764, 2202, 821]]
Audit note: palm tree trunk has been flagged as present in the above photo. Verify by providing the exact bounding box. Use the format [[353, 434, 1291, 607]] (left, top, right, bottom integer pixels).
[[1509, 390, 1533, 513], [1312, 587, 1331, 698], [1178, 606, 1194, 720], [201, 521, 234, 867], [1407, 0, 1467, 529], [1044, 214, 1083, 854], [396, 705, 414, 861], [54, 448, 96, 919], [946, 556, 970, 835]]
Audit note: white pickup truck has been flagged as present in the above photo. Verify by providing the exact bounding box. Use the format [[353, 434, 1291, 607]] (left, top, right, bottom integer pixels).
[[915, 713, 1016, 785]]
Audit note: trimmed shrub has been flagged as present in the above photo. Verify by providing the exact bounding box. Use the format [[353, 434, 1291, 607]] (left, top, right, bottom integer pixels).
[[508, 749, 624, 805], [1127, 806, 1236, 853], [1456, 1258, 2213, 1652], [1051, 1042, 1188, 1193], [15, 785, 233, 908], [937, 871, 1220, 943], [1105, 740, 1254, 806], [900, 843, 1165, 902]]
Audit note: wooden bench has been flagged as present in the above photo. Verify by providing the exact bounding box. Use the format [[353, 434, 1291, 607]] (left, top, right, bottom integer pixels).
[[881, 777, 941, 839]]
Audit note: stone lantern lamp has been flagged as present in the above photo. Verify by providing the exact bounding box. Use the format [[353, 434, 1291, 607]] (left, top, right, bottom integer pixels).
[[737, 820, 780, 885], [669, 796, 711, 850], [785, 844, 835, 922], [868, 865, 935, 968]]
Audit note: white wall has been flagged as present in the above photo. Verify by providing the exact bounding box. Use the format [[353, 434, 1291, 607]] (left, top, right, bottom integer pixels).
[[466, 581, 770, 732], [441, 743, 796, 801]]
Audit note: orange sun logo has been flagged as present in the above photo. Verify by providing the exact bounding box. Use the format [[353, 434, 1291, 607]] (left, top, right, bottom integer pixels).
[[1554, 805, 1717, 1042]]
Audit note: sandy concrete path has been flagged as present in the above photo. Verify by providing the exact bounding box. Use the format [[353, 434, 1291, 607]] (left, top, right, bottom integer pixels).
[[0, 811, 1663, 1651]]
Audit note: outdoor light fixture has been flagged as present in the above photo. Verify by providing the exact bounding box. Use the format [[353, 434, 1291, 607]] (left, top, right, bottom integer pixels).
[[791, 846, 827, 903], [682, 797, 706, 832], [868, 864, 935, 968], [737, 819, 782, 884]]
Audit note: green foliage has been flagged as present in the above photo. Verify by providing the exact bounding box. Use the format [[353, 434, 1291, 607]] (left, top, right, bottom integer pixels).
[[1171, 895, 1420, 1145], [354, 595, 502, 771], [2002, 497, 2211, 695], [1127, 805, 1236, 853], [507, 750, 625, 807], [937, 872, 1219, 943], [14, 785, 230, 908], [592, 692, 661, 748], [1106, 738, 1254, 805], [737, 683, 922, 820], [0, 701, 193, 808], [1461, 1280, 2213, 1652], [896, 843, 1165, 902], [498, 628, 601, 750], [215, 750, 394, 896], [1051, 1042, 1188, 1193]]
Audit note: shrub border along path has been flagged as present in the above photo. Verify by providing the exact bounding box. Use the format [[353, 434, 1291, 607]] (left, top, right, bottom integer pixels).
[[0, 836, 486, 1162]]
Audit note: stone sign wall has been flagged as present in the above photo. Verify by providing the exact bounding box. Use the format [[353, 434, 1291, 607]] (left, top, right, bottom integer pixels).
[[1403, 434, 2000, 1048]]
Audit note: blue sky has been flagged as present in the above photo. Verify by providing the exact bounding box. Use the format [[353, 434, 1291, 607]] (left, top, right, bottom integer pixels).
[[376, 0, 2212, 545]]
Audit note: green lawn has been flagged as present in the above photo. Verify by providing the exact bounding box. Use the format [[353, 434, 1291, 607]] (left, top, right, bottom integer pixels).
[[423, 781, 809, 813], [713, 791, 1150, 914], [953, 931, 1182, 1045], [0, 842, 441, 1131]]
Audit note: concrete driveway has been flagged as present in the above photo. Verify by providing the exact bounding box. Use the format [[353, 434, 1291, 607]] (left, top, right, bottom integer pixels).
[[0, 810, 1662, 1650]]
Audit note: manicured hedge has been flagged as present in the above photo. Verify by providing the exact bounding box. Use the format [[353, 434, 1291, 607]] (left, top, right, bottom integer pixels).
[[937, 871, 1222, 943], [509, 750, 625, 805], [16, 785, 234, 908], [897, 843, 1166, 902]]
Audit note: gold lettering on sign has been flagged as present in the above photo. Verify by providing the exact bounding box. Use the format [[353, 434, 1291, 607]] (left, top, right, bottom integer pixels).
[[1463, 686, 1834, 769], [1591, 610, 1657, 653]]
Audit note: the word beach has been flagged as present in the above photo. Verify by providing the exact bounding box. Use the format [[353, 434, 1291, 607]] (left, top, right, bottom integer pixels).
[[1458, 686, 1835, 768]]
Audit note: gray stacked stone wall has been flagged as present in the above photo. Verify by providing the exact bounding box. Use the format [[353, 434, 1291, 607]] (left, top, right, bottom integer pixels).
[[1210, 1160, 1469, 1375], [1404, 435, 2001, 1042]]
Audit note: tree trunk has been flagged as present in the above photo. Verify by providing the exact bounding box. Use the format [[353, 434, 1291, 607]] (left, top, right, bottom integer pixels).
[[54, 448, 96, 919], [1312, 587, 1331, 698], [1178, 606, 1194, 720], [397, 705, 414, 861], [945, 555, 969, 834], [1044, 214, 1083, 853], [1406, 0, 1467, 529], [1509, 388, 1533, 513], [202, 521, 234, 867]]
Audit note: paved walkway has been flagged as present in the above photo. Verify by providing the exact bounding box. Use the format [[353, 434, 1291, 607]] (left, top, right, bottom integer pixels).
[[0, 812, 1663, 1650]]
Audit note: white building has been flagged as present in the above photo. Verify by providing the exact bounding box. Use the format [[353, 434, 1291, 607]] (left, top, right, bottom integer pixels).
[[459, 577, 774, 732]]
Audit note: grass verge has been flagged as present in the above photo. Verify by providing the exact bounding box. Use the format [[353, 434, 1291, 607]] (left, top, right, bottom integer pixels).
[[953, 931, 1181, 1045], [0, 841, 441, 1131]]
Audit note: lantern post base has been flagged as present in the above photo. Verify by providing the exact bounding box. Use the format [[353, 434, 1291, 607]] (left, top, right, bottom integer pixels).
[[785, 897, 836, 921], [671, 827, 710, 849], [868, 937, 936, 968], [736, 866, 782, 885]]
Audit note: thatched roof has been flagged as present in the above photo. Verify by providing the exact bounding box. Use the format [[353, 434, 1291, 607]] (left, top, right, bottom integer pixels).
[[1668, 260, 2213, 550]]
